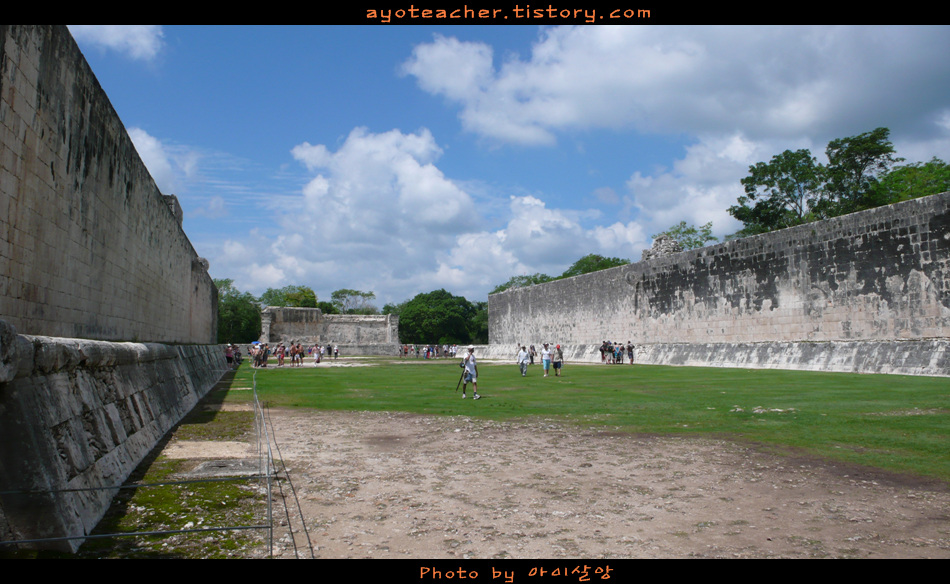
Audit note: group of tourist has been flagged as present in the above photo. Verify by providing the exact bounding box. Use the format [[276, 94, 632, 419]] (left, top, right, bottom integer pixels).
[[224, 344, 242, 370], [516, 342, 564, 377], [511, 341, 637, 376], [248, 343, 271, 367], [243, 341, 340, 368], [308, 343, 340, 363], [235, 339, 636, 372], [400, 344, 461, 359], [601, 341, 636, 364]]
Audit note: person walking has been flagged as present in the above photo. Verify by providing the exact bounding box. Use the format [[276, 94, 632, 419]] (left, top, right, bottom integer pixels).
[[517, 345, 530, 377], [553, 344, 564, 377], [541, 343, 552, 377], [461, 345, 480, 400]]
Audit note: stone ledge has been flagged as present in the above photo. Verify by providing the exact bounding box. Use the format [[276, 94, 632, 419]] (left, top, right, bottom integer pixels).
[[478, 340, 950, 377], [0, 319, 227, 552], [1, 320, 185, 380]]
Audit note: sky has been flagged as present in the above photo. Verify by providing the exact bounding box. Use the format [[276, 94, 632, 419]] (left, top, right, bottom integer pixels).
[[66, 25, 950, 306]]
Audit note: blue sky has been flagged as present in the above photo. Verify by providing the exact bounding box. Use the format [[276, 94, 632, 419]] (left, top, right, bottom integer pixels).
[[67, 25, 950, 306]]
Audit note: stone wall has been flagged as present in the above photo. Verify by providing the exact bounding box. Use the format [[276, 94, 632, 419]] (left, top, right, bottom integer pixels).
[[0, 25, 217, 344], [0, 320, 226, 551], [259, 307, 400, 355], [488, 192, 950, 376], [0, 26, 225, 551], [475, 340, 950, 376]]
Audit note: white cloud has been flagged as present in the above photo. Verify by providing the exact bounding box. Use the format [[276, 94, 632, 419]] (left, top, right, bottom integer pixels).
[[127, 127, 207, 195], [190, 195, 228, 219], [127, 127, 255, 225], [435, 195, 650, 298], [625, 133, 779, 240], [403, 26, 950, 146], [127, 127, 177, 191], [289, 127, 477, 244], [214, 127, 654, 302], [401, 34, 494, 102], [68, 25, 165, 61], [218, 128, 481, 300]]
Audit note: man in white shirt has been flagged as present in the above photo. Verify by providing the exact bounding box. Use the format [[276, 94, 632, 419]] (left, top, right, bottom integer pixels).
[[462, 345, 480, 400], [517, 345, 529, 377]]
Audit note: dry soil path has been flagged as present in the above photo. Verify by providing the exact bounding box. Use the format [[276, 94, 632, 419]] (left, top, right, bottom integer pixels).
[[238, 409, 950, 559]]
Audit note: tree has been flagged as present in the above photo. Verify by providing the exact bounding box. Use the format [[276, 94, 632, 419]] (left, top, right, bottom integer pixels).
[[382, 299, 409, 317], [651, 221, 718, 250], [729, 149, 823, 235], [331, 289, 378, 314], [214, 279, 262, 344], [728, 128, 906, 238], [819, 127, 902, 216], [398, 289, 477, 345], [469, 301, 489, 345], [316, 301, 339, 315], [259, 285, 317, 308], [872, 157, 950, 205], [489, 273, 554, 295], [727, 197, 790, 239], [559, 254, 630, 278], [489, 254, 631, 296]]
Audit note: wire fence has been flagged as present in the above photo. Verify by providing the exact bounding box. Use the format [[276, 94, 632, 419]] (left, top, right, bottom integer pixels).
[[1, 366, 314, 558]]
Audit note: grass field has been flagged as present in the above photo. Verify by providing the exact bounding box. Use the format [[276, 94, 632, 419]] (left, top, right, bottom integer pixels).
[[229, 357, 950, 482]]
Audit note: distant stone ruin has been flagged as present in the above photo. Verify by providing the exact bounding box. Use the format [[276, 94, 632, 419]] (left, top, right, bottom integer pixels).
[[258, 307, 400, 355], [640, 234, 684, 261]]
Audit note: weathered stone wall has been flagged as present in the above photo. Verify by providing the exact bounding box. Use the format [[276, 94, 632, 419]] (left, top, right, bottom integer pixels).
[[259, 307, 400, 354], [475, 340, 950, 376], [260, 307, 323, 344], [0, 320, 226, 551], [0, 26, 225, 551], [0, 25, 217, 344], [489, 192, 950, 376], [324, 314, 399, 347]]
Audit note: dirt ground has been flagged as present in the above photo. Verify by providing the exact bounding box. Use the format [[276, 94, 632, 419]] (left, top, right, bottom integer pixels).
[[174, 402, 950, 559]]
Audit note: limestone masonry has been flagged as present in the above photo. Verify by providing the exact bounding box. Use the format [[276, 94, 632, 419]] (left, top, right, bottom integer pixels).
[[0, 321, 223, 552], [1, 25, 225, 551], [488, 192, 950, 376], [0, 25, 217, 344], [259, 307, 400, 355]]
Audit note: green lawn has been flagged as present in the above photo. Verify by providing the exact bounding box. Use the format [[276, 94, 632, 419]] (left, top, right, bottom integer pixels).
[[228, 357, 950, 481]]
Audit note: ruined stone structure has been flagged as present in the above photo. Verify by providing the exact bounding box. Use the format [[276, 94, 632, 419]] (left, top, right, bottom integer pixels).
[[640, 234, 683, 261], [488, 192, 950, 376], [259, 307, 400, 355], [0, 25, 225, 551]]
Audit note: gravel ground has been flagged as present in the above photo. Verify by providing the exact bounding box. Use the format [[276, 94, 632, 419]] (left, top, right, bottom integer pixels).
[[228, 408, 950, 559]]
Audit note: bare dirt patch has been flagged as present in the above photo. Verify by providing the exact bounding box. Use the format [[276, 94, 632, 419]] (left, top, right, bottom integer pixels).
[[250, 409, 950, 559]]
